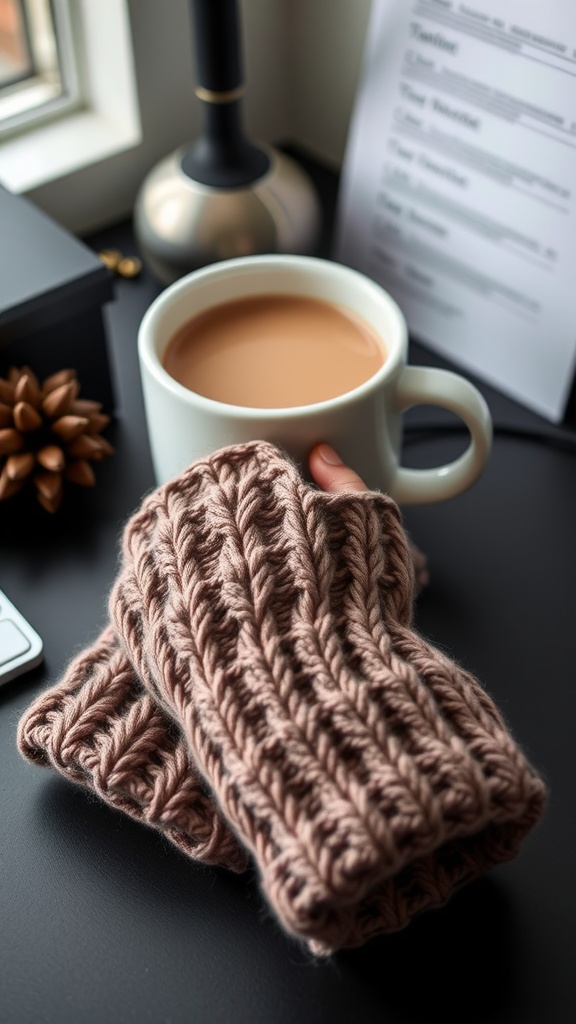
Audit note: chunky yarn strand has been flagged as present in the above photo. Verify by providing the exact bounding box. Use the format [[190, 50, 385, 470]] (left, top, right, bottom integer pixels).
[[17, 624, 246, 871]]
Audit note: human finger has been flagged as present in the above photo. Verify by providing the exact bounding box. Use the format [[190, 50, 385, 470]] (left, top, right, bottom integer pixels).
[[308, 443, 368, 494]]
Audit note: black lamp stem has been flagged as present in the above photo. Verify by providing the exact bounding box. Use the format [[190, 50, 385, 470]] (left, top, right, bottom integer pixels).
[[181, 0, 271, 187]]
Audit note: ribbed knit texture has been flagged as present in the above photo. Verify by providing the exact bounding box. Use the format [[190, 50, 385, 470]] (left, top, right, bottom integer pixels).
[[18, 624, 246, 871], [18, 440, 546, 955]]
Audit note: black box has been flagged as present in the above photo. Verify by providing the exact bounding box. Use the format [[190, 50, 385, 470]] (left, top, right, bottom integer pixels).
[[0, 185, 115, 411]]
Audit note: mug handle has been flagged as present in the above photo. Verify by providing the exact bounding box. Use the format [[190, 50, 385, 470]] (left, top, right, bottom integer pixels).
[[390, 365, 492, 505]]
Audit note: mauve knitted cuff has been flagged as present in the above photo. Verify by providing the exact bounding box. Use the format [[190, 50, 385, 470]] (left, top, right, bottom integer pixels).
[[107, 440, 546, 955], [17, 624, 247, 872]]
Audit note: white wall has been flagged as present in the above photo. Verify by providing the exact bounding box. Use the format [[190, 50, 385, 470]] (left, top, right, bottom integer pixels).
[[241, 0, 373, 168], [286, 0, 373, 168], [240, 0, 293, 145]]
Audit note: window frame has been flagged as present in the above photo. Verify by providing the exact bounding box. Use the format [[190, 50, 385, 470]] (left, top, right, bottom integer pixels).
[[0, 0, 200, 234], [0, 0, 82, 138]]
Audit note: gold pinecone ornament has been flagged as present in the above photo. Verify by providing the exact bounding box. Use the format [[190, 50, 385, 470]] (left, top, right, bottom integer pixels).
[[0, 366, 114, 513]]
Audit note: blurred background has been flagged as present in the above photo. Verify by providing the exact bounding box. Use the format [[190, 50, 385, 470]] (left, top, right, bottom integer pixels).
[[0, 0, 373, 233]]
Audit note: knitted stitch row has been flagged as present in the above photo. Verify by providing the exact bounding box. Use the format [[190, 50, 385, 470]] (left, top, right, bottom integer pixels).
[[18, 624, 246, 871], [18, 441, 546, 955]]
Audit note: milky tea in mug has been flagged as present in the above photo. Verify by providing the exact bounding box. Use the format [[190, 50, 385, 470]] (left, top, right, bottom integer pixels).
[[139, 255, 491, 501], [161, 294, 386, 409]]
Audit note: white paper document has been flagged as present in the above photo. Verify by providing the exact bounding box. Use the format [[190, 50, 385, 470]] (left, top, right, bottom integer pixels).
[[334, 0, 576, 420]]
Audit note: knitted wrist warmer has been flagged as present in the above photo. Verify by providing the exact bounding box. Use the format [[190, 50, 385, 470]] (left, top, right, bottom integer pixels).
[[104, 440, 545, 955], [16, 490, 426, 881], [17, 624, 247, 872]]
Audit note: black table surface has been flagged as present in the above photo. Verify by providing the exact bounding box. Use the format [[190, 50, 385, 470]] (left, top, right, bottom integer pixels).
[[1, 153, 575, 1024]]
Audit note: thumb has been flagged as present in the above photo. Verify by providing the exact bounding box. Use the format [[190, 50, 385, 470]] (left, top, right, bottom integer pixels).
[[308, 444, 368, 494]]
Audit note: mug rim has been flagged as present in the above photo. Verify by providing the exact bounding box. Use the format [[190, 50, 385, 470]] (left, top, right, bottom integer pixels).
[[138, 254, 407, 419]]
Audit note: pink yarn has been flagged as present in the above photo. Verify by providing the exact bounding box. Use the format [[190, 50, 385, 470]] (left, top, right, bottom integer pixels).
[[18, 624, 246, 871], [19, 440, 546, 955]]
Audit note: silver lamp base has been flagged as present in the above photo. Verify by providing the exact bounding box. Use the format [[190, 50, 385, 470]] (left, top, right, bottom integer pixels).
[[134, 144, 322, 285]]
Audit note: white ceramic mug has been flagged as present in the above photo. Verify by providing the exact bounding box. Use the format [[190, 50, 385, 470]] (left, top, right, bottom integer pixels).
[[138, 255, 492, 503]]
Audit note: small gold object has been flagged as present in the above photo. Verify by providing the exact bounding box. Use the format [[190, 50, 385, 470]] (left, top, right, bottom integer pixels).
[[194, 84, 245, 104], [99, 249, 142, 279], [98, 248, 123, 271], [116, 256, 143, 279]]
